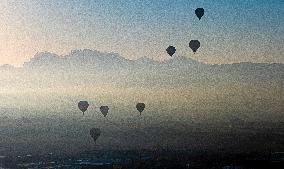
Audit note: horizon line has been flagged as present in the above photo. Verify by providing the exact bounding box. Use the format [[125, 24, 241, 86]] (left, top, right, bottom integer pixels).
[[1, 48, 283, 68]]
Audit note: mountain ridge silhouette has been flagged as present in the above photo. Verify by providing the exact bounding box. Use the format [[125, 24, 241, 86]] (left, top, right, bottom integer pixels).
[[1, 49, 283, 70]]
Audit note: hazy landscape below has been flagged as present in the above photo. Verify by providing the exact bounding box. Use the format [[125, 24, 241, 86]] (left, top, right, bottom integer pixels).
[[0, 49, 283, 156]]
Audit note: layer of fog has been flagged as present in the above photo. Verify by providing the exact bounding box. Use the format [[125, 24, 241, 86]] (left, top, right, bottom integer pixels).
[[0, 49, 283, 155]]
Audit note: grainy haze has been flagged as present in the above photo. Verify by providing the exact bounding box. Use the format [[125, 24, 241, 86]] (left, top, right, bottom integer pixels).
[[0, 0, 283, 162], [0, 50, 283, 155]]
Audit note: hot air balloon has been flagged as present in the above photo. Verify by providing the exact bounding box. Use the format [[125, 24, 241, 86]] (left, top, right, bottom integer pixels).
[[136, 103, 145, 115], [195, 8, 204, 20], [90, 128, 101, 143], [100, 106, 109, 117], [166, 46, 176, 56], [78, 101, 89, 115], [189, 40, 200, 53]]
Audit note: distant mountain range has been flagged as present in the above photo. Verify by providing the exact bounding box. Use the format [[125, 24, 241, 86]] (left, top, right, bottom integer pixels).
[[1, 49, 283, 87]]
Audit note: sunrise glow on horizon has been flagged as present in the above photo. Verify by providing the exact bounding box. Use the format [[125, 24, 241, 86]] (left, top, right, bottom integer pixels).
[[0, 0, 283, 66]]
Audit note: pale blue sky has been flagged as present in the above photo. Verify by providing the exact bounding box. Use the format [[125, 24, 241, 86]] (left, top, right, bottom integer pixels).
[[0, 0, 283, 66]]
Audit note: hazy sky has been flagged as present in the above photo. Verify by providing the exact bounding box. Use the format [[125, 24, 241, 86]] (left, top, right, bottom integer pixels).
[[0, 0, 283, 66]]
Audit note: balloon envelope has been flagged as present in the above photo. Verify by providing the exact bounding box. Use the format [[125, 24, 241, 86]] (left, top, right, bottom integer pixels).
[[136, 103, 145, 115], [195, 8, 204, 20], [100, 106, 109, 117], [78, 101, 89, 115], [189, 40, 200, 53], [166, 46, 176, 56], [90, 128, 101, 142]]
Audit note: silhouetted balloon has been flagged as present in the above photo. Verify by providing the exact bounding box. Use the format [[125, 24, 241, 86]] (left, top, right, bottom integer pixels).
[[90, 128, 101, 143], [189, 40, 200, 53], [78, 101, 89, 115], [136, 103, 145, 115], [166, 46, 176, 56], [195, 8, 204, 20], [100, 106, 109, 117]]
